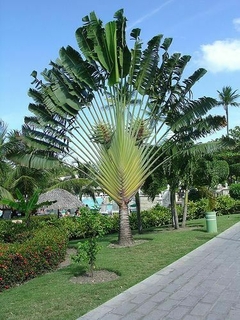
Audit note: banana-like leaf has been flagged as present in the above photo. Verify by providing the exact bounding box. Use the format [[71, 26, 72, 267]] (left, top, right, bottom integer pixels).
[[128, 39, 143, 86], [114, 9, 131, 77], [160, 37, 173, 51], [59, 46, 99, 90], [28, 88, 44, 104], [134, 35, 162, 94], [169, 97, 218, 132], [84, 11, 113, 74], [105, 21, 119, 85], [22, 127, 68, 152], [183, 68, 207, 94], [75, 26, 96, 62], [8, 154, 60, 169]]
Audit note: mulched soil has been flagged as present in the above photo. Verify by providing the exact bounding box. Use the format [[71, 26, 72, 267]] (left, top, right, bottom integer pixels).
[[69, 270, 119, 284]]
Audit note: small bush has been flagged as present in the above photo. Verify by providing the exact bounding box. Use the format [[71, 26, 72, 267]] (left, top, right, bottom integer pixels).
[[71, 210, 107, 276], [229, 183, 240, 200], [0, 221, 34, 243]]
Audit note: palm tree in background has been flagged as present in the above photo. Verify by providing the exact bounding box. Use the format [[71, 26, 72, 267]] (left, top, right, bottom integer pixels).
[[0, 119, 14, 200], [217, 86, 240, 136]]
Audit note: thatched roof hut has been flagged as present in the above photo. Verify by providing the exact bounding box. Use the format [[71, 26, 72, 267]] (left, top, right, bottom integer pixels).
[[38, 188, 83, 211]]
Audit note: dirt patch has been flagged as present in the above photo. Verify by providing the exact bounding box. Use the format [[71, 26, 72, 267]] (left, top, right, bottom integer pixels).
[[58, 248, 77, 269], [70, 270, 119, 284], [108, 239, 148, 248]]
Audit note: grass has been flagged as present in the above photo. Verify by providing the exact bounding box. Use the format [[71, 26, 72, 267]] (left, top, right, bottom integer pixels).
[[0, 214, 239, 320]]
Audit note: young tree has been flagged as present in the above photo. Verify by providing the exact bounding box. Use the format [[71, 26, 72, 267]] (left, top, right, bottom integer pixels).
[[12, 10, 222, 245]]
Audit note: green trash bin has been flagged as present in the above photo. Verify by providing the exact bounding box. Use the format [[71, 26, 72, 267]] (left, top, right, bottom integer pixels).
[[205, 211, 217, 233]]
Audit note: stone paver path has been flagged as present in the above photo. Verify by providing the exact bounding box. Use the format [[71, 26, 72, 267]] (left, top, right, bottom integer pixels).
[[77, 222, 240, 320]]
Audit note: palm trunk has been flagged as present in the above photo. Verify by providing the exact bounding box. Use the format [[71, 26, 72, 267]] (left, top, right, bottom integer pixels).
[[26, 211, 31, 228], [118, 201, 134, 246], [226, 106, 229, 136], [181, 188, 189, 228], [135, 191, 142, 234], [170, 190, 179, 229]]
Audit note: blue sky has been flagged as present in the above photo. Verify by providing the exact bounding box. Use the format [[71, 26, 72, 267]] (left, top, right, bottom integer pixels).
[[1, 0, 240, 140]]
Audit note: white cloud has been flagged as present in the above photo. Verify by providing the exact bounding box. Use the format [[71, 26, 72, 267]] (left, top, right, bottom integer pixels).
[[197, 39, 240, 73], [233, 18, 240, 32]]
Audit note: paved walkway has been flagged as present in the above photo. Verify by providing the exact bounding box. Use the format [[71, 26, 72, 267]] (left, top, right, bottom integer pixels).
[[77, 222, 240, 320]]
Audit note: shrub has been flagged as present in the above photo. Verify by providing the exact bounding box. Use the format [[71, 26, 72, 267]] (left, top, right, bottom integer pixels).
[[0, 225, 68, 291], [0, 220, 34, 243], [109, 214, 120, 233], [215, 195, 236, 215], [229, 183, 240, 200], [187, 199, 208, 219], [60, 211, 116, 240], [234, 199, 240, 213], [186, 196, 238, 218], [60, 216, 84, 239], [130, 205, 171, 229]]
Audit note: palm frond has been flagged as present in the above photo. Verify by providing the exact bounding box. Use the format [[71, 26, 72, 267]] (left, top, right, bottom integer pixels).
[[134, 35, 162, 94], [0, 186, 14, 201]]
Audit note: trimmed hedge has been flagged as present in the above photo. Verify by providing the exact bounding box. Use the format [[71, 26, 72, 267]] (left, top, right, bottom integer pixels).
[[0, 225, 68, 291]]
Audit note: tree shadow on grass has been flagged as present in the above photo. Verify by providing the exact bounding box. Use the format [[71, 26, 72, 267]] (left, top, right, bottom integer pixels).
[[57, 263, 86, 276], [192, 228, 206, 233]]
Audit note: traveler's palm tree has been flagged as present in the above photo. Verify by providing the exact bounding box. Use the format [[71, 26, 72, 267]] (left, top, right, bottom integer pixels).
[[217, 86, 240, 136], [11, 10, 222, 245]]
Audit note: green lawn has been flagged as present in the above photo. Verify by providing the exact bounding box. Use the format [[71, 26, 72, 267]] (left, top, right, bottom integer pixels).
[[0, 214, 239, 320]]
